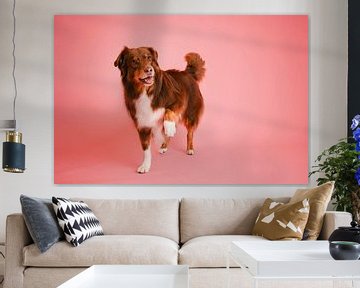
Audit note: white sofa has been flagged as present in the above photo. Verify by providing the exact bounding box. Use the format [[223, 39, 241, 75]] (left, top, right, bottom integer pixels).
[[4, 198, 352, 288]]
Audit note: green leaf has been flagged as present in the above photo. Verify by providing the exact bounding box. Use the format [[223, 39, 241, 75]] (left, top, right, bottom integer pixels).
[[309, 137, 360, 216]]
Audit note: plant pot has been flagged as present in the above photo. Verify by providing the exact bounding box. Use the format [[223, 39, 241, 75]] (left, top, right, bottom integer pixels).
[[329, 221, 360, 244]]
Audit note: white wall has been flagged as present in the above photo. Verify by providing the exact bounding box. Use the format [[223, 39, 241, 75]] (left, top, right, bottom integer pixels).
[[0, 0, 348, 242]]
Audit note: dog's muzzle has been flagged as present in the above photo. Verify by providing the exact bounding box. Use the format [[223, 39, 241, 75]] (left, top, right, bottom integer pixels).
[[139, 66, 155, 85], [139, 75, 154, 85]]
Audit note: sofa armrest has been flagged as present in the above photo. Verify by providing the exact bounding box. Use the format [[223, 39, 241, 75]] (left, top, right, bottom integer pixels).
[[4, 213, 33, 288], [318, 211, 352, 240]]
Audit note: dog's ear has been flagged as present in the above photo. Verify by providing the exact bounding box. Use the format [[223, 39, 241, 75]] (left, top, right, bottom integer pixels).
[[147, 47, 158, 62], [114, 46, 129, 76]]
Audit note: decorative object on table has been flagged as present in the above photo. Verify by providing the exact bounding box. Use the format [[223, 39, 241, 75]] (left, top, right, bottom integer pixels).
[[309, 114, 360, 222], [328, 220, 360, 244], [1, 0, 26, 173], [329, 241, 360, 260]]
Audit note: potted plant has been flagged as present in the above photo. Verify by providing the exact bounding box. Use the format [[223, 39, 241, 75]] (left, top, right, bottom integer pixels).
[[309, 115, 360, 222]]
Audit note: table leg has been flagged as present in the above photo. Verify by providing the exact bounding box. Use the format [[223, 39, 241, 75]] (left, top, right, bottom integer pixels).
[[226, 251, 230, 288], [352, 279, 360, 288], [252, 278, 258, 288]]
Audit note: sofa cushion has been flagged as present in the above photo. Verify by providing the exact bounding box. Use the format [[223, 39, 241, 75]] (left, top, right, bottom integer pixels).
[[23, 268, 86, 288], [252, 198, 310, 240], [23, 235, 179, 267], [52, 197, 104, 247], [72, 198, 179, 243], [290, 181, 334, 240], [20, 195, 64, 253], [180, 198, 289, 243], [179, 235, 267, 268]]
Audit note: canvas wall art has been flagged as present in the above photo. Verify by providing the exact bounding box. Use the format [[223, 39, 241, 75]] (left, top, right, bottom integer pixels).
[[54, 15, 308, 184]]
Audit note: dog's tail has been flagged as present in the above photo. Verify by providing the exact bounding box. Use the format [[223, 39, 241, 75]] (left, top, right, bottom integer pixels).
[[185, 53, 205, 82]]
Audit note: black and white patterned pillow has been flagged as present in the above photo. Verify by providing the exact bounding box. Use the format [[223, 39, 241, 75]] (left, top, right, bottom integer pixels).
[[52, 197, 104, 247]]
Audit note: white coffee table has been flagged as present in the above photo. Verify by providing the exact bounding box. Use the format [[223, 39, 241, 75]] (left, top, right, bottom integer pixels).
[[228, 241, 360, 288], [57, 265, 189, 288]]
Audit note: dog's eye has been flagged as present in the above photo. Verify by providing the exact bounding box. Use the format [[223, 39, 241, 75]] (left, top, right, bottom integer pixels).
[[131, 58, 139, 66], [147, 55, 152, 61]]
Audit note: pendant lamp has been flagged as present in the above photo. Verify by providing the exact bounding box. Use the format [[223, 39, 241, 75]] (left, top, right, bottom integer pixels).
[[1, 0, 26, 173]]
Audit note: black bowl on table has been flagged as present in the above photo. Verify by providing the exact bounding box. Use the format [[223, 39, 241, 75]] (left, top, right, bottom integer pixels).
[[329, 241, 360, 260]]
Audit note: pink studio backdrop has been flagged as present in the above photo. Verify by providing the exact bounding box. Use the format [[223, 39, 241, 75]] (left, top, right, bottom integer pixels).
[[54, 15, 308, 184]]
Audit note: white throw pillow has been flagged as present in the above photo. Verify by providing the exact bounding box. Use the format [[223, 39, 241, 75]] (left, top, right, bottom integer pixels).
[[52, 197, 103, 247]]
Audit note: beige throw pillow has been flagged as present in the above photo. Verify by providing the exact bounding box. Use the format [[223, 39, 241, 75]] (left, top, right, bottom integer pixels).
[[252, 198, 310, 240], [289, 181, 334, 240]]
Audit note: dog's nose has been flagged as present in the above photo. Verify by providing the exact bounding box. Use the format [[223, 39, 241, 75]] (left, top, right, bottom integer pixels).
[[144, 66, 153, 74]]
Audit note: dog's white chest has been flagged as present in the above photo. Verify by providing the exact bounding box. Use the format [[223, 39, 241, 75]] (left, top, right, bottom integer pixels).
[[135, 91, 165, 128]]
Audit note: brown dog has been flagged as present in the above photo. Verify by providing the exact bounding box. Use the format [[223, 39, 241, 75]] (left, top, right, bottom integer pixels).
[[114, 47, 205, 173]]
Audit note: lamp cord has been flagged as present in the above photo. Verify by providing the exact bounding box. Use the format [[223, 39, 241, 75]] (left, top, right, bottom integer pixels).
[[0, 251, 4, 284], [11, 0, 17, 130]]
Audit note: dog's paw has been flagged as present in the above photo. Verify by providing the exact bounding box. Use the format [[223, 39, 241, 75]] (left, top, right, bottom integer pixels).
[[187, 149, 195, 155], [164, 120, 176, 137], [137, 163, 151, 174], [159, 147, 168, 154], [159, 143, 168, 154]]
